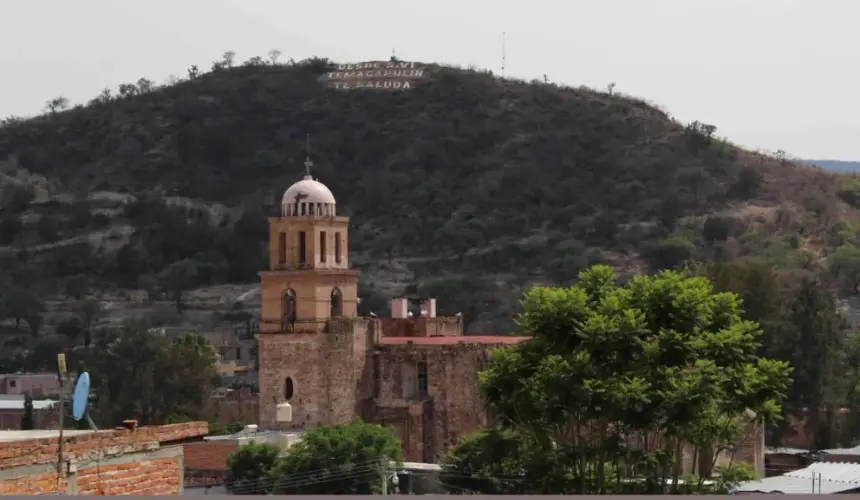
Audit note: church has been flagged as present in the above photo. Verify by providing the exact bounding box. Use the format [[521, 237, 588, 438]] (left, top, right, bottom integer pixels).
[[255, 166, 766, 473], [256, 168, 528, 462]]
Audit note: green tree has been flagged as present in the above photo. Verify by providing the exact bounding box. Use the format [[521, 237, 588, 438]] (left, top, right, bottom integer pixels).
[[56, 317, 84, 340], [20, 394, 34, 430], [62, 274, 90, 300], [782, 275, 848, 450], [36, 214, 60, 242], [84, 322, 218, 426], [77, 297, 103, 347], [225, 443, 281, 495], [440, 427, 568, 494], [545, 239, 592, 285], [357, 282, 388, 317], [2, 287, 44, 332], [270, 420, 403, 494], [477, 265, 791, 493], [137, 274, 159, 303], [156, 259, 198, 313], [700, 259, 860, 448], [44, 96, 69, 115], [0, 214, 23, 244], [829, 244, 860, 294], [418, 275, 497, 333]]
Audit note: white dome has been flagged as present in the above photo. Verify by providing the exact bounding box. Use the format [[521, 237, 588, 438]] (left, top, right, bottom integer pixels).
[[281, 175, 336, 217]]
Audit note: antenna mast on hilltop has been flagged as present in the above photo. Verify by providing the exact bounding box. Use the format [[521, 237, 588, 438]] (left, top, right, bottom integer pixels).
[[501, 31, 506, 77], [304, 133, 313, 178]]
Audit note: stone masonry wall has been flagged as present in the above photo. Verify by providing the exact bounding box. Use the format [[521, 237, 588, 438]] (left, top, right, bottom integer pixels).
[[375, 344, 495, 462], [258, 318, 372, 429]]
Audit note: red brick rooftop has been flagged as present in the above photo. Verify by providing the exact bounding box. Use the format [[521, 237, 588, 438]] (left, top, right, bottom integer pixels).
[[0, 422, 209, 469], [379, 335, 530, 345]]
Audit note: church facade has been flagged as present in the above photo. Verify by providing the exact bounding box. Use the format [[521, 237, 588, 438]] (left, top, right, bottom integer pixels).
[[256, 172, 528, 462]]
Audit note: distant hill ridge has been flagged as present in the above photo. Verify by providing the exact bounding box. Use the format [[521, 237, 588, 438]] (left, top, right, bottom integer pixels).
[[804, 159, 860, 173], [0, 56, 858, 334]]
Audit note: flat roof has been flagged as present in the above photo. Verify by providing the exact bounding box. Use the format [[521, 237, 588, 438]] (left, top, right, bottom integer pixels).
[[204, 429, 304, 441], [0, 399, 57, 411], [380, 335, 530, 346], [0, 430, 94, 442]]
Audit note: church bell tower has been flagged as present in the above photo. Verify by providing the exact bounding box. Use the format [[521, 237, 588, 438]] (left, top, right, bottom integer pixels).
[[257, 153, 359, 334]]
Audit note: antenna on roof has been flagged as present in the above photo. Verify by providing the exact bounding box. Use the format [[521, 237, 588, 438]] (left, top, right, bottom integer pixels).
[[501, 31, 506, 77], [72, 371, 98, 430], [304, 133, 313, 179]]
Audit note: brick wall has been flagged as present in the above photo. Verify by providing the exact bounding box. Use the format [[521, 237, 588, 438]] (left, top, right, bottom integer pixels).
[[183, 441, 237, 472], [0, 472, 67, 495], [0, 421, 208, 495], [75, 455, 181, 495]]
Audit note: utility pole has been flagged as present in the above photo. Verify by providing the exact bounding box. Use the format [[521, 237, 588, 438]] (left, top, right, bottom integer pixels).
[[56, 354, 68, 489], [380, 458, 388, 495]]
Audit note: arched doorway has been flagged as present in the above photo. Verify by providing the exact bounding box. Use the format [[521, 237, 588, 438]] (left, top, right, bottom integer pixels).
[[282, 289, 297, 332], [330, 287, 343, 318]]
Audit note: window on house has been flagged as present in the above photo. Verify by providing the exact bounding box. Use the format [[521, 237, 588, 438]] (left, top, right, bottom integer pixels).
[[9, 380, 16, 388], [298, 231, 307, 263], [417, 362, 428, 397], [235, 347, 241, 360], [320, 231, 327, 262], [334, 232, 342, 263], [278, 232, 286, 265]]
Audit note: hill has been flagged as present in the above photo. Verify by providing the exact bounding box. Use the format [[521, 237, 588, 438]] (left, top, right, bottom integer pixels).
[[804, 159, 860, 173], [0, 55, 858, 334]]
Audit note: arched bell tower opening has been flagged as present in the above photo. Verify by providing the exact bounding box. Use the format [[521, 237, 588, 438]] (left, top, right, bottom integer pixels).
[[331, 287, 343, 318], [282, 289, 297, 332]]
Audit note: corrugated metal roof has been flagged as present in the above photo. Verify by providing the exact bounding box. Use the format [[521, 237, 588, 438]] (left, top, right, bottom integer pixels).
[[736, 462, 860, 494], [380, 335, 530, 346]]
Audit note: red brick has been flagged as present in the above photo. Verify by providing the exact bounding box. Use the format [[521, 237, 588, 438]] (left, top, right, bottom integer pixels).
[[0, 422, 208, 495]]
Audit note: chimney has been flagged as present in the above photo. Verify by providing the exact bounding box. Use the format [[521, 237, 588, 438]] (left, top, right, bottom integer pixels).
[[419, 298, 436, 318], [391, 298, 408, 319]]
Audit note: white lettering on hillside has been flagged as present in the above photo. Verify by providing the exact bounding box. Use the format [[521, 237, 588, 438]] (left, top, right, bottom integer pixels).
[[329, 81, 414, 90], [320, 61, 428, 91]]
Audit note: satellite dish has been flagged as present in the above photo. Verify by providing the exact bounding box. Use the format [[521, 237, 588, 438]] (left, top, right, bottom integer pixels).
[[72, 372, 90, 421]]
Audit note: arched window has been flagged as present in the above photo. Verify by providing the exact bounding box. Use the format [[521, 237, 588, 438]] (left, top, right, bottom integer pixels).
[[330, 287, 343, 318], [284, 377, 294, 400], [282, 289, 297, 332]]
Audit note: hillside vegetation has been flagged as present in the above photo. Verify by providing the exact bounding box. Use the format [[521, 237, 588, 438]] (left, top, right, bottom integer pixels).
[[0, 54, 858, 334]]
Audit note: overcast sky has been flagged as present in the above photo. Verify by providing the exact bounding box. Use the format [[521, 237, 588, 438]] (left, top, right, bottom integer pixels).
[[1, 0, 857, 160]]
